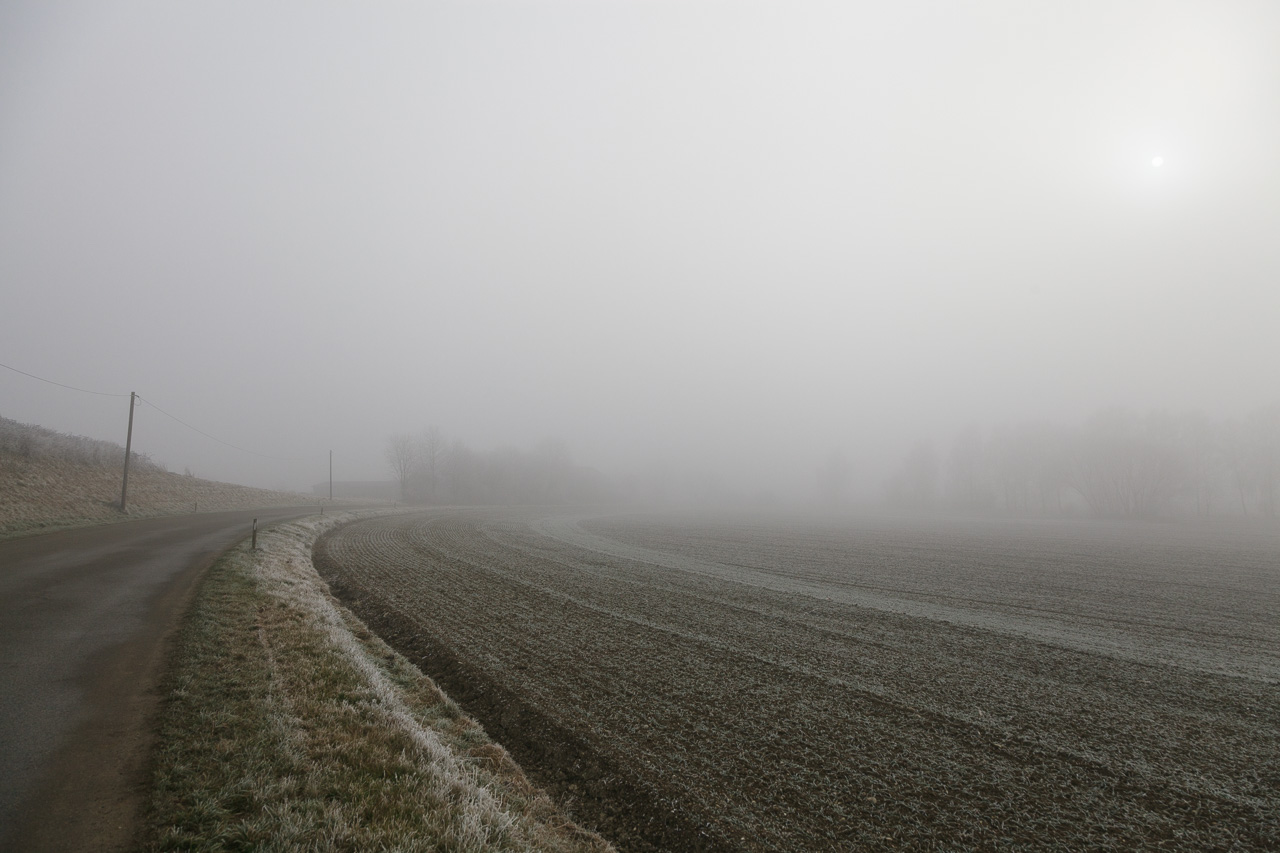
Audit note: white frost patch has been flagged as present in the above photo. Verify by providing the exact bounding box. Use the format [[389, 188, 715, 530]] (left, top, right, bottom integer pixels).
[[533, 514, 1279, 683], [250, 512, 520, 847]]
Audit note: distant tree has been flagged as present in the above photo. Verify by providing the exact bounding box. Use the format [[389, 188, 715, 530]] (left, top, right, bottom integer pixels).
[[533, 437, 572, 502], [1219, 419, 1256, 515], [1023, 422, 1071, 514], [1174, 410, 1219, 516], [483, 447, 522, 503], [1245, 404, 1280, 518], [945, 425, 988, 510], [1066, 409, 1185, 517], [442, 440, 482, 504], [884, 440, 939, 510], [991, 425, 1044, 514], [816, 449, 852, 508], [385, 433, 416, 501], [413, 426, 445, 502]]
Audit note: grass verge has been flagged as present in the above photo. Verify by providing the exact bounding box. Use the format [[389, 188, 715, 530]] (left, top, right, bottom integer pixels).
[[143, 513, 612, 853]]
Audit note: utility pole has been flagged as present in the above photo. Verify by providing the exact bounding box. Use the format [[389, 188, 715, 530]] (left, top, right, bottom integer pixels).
[[329, 450, 333, 500], [120, 391, 137, 511]]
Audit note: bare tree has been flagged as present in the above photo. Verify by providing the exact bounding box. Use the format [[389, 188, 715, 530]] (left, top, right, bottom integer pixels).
[[415, 426, 445, 503], [945, 425, 988, 510], [385, 433, 416, 501], [817, 449, 852, 508], [1246, 404, 1280, 518], [1066, 409, 1185, 517], [884, 440, 939, 510], [1175, 410, 1218, 516], [443, 440, 482, 504], [533, 437, 572, 502]]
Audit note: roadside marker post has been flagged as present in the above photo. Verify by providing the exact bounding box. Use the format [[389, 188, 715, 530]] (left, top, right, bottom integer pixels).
[[251, 518, 258, 550]]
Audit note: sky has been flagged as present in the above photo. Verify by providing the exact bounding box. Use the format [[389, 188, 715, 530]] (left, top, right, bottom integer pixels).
[[2, 1, 1278, 495]]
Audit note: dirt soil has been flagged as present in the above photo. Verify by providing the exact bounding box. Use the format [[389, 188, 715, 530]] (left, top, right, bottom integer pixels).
[[315, 509, 1280, 852]]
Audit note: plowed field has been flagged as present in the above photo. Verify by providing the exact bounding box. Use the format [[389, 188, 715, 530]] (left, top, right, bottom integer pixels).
[[314, 510, 1280, 851]]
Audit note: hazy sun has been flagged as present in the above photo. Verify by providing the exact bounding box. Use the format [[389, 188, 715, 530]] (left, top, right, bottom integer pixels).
[[1151, 156, 1164, 167]]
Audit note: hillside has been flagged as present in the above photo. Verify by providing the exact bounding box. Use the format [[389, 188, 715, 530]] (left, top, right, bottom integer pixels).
[[0, 416, 324, 537]]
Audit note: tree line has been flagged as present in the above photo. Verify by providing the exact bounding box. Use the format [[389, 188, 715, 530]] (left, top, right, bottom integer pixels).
[[882, 405, 1280, 518], [0, 415, 163, 472], [385, 427, 612, 505]]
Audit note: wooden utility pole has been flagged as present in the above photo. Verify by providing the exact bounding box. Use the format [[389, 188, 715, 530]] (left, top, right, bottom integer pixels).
[[329, 450, 333, 500], [120, 391, 137, 511]]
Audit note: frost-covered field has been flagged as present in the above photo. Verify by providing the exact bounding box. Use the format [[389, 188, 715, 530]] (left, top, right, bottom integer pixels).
[[316, 510, 1280, 851]]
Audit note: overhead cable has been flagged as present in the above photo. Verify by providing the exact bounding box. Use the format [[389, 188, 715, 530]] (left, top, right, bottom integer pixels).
[[137, 395, 308, 461], [3, 358, 310, 462], [0, 360, 131, 397]]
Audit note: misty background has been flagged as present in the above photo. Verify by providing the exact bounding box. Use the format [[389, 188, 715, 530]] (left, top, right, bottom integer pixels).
[[2, 1, 1277, 505]]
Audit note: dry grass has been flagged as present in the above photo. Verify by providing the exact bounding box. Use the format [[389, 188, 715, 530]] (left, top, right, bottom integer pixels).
[[0, 451, 324, 538], [144, 513, 612, 853]]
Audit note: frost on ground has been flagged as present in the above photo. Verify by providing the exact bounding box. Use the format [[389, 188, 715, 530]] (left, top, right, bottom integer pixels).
[[146, 511, 611, 853], [535, 513, 1280, 682], [317, 509, 1280, 852]]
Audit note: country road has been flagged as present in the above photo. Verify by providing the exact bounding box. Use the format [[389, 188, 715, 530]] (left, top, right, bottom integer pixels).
[[0, 507, 326, 852]]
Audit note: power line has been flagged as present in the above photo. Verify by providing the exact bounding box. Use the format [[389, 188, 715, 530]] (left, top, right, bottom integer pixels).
[[4, 358, 310, 463], [137, 395, 308, 462], [0, 361, 130, 397]]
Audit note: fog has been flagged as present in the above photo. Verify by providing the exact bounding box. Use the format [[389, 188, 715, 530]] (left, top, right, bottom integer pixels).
[[2, 2, 1277, 502]]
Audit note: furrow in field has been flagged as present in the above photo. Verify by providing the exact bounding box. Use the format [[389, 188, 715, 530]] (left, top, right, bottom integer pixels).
[[546, 515, 1280, 681], [316, 510, 1280, 852]]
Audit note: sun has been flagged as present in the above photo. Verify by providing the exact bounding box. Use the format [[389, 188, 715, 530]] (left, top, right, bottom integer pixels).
[[1151, 156, 1164, 167]]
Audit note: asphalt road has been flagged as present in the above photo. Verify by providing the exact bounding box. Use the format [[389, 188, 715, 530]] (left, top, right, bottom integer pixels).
[[0, 507, 326, 852]]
